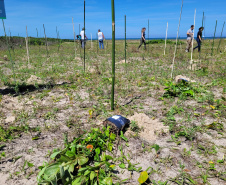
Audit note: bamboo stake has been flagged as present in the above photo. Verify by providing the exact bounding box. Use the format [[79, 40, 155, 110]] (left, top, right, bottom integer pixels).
[[36, 28, 40, 52], [148, 19, 149, 51], [43, 24, 49, 57], [2, 19, 15, 82], [111, 0, 115, 110], [164, 22, 168, 56], [57, 31, 61, 52], [72, 17, 76, 58], [84, 0, 86, 72], [217, 21, 225, 53], [125, 15, 126, 64], [25, 26, 30, 63], [56, 26, 60, 52], [97, 32, 98, 53], [211, 20, 217, 56], [170, 0, 184, 79], [79, 24, 81, 56], [91, 33, 93, 49], [190, 9, 196, 65]]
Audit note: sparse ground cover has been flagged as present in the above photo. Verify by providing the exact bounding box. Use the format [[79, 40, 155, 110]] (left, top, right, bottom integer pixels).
[[0, 38, 225, 184]]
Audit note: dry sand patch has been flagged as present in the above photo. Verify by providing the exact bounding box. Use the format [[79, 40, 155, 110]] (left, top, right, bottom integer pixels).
[[127, 112, 169, 142]]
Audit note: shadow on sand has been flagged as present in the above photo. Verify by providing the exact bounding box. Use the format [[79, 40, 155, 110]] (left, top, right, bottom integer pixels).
[[0, 82, 71, 96]]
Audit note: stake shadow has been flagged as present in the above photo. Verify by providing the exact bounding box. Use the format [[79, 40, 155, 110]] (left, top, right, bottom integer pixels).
[[0, 82, 71, 96]]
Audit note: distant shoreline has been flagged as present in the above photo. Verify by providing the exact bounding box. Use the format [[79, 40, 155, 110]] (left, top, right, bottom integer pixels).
[[68, 37, 226, 41]]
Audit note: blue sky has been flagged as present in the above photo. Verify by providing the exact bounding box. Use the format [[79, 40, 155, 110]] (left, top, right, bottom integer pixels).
[[1, 0, 226, 39]]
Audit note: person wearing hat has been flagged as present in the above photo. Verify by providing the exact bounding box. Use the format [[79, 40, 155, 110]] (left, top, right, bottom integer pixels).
[[80, 27, 88, 48], [185, 25, 194, 52], [194, 27, 204, 52], [98, 29, 105, 49]]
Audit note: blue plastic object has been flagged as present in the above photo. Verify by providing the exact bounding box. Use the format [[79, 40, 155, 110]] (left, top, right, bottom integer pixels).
[[179, 78, 188, 82], [107, 115, 130, 130]]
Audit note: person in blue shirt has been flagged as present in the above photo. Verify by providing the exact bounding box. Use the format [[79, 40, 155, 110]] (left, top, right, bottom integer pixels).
[[185, 25, 194, 52]]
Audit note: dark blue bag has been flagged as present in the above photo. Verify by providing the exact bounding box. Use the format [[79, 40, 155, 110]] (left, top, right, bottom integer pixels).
[[107, 115, 130, 130]]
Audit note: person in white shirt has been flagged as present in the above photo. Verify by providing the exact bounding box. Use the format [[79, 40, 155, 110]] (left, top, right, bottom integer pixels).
[[80, 27, 88, 48], [185, 25, 194, 52], [98, 29, 105, 49]]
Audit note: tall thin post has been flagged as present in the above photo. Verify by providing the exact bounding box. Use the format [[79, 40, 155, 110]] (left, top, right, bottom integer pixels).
[[170, 0, 183, 79], [211, 20, 217, 56], [217, 21, 225, 53], [191, 9, 196, 64], [72, 17, 76, 58], [36, 28, 39, 38], [2, 19, 15, 81], [96, 32, 98, 53], [79, 24, 81, 55], [202, 12, 204, 31], [43, 24, 48, 57], [36, 28, 40, 52], [125, 15, 126, 64], [84, 0, 85, 72], [56, 26, 60, 52], [164, 22, 168, 56], [25, 26, 30, 63], [57, 31, 61, 52], [111, 0, 115, 110], [148, 19, 149, 51], [91, 33, 93, 49]]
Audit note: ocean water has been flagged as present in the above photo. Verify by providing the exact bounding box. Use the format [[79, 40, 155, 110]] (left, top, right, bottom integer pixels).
[[71, 37, 225, 41]]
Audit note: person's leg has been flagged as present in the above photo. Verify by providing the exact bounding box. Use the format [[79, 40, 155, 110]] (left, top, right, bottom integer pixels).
[[198, 40, 201, 52], [138, 39, 143, 49], [186, 40, 190, 51], [194, 40, 199, 50], [188, 39, 192, 51], [81, 40, 84, 48], [99, 40, 101, 49], [144, 40, 146, 50], [102, 40, 104, 49]]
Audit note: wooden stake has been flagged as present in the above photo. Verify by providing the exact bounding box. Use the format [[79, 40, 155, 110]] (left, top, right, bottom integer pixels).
[[25, 26, 30, 63], [217, 21, 225, 53], [72, 17, 76, 58], [190, 9, 196, 65], [125, 15, 127, 64], [43, 24, 49, 57], [91, 33, 93, 49], [148, 19, 149, 51], [2, 19, 15, 82], [170, 0, 184, 79], [211, 20, 217, 56], [97, 32, 98, 53], [164, 22, 168, 56]]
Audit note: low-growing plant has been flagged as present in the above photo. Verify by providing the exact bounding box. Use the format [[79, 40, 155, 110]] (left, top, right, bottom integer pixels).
[[37, 127, 125, 185], [163, 81, 198, 99]]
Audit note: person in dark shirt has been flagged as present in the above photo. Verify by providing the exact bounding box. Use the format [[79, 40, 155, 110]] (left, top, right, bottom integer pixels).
[[194, 27, 204, 52], [138, 27, 146, 50]]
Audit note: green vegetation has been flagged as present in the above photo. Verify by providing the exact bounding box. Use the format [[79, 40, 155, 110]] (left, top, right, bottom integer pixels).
[[0, 38, 225, 184]]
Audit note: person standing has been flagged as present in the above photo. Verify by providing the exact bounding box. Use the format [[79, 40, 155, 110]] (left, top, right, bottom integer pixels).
[[138, 27, 146, 50], [80, 27, 88, 48], [185, 25, 194, 52], [194, 27, 204, 52], [98, 29, 105, 49]]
